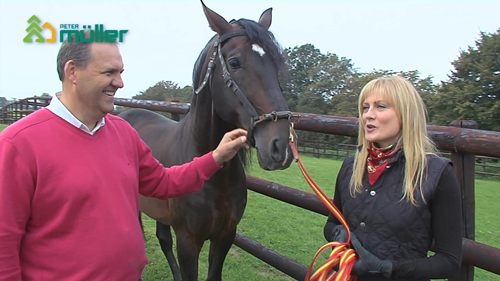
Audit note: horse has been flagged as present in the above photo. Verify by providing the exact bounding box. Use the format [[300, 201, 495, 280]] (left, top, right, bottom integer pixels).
[[118, 2, 294, 280]]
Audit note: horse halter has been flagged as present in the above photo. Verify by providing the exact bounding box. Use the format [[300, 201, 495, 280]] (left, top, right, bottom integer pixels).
[[194, 28, 295, 146]]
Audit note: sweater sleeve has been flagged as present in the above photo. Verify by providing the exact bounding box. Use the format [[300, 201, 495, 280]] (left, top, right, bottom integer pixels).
[[0, 138, 34, 280], [391, 164, 463, 279], [135, 137, 221, 199]]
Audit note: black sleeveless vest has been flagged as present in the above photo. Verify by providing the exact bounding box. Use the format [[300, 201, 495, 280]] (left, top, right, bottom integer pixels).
[[336, 152, 450, 281]]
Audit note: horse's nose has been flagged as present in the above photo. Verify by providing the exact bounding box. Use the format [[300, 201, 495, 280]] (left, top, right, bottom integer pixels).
[[269, 137, 287, 163]]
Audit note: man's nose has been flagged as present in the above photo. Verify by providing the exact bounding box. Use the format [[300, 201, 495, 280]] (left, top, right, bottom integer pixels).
[[113, 75, 124, 88]]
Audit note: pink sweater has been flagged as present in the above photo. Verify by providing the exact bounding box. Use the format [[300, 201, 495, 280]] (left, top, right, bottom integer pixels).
[[0, 109, 221, 281]]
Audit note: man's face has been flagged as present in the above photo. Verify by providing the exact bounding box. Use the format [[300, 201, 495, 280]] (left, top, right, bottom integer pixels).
[[74, 43, 124, 119]]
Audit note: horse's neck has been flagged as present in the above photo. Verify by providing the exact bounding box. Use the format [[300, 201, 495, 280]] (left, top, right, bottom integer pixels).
[[187, 89, 232, 153], [189, 41, 235, 154]]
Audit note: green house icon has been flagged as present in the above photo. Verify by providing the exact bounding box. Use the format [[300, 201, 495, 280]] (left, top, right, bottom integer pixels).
[[24, 15, 45, 43]]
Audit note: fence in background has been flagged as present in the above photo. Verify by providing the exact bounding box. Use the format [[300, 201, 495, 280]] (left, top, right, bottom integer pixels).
[[1, 97, 499, 279], [296, 139, 500, 178], [113, 98, 500, 281], [0, 96, 51, 125]]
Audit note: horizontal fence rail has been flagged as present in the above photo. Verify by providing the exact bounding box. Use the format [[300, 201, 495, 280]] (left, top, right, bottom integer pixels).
[[296, 140, 500, 178], [111, 98, 500, 280], [114, 98, 191, 114], [295, 113, 500, 159], [2, 97, 497, 279], [113, 98, 500, 158], [246, 175, 500, 275], [234, 232, 309, 280], [0, 96, 51, 125]]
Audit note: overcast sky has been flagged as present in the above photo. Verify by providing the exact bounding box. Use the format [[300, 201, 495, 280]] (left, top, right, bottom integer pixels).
[[1, 1, 499, 100]]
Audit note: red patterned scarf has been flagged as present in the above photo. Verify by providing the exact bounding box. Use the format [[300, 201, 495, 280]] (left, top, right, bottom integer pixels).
[[367, 143, 401, 185]]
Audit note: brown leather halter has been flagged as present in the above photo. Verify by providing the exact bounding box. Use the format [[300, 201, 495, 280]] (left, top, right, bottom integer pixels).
[[194, 28, 296, 146]]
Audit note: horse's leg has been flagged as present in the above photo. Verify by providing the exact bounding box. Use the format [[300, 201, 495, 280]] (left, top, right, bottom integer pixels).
[[206, 228, 236, 281], [139, 213, 145, 239], [156, 221, 182, 281], [176, 229, 204, 281]]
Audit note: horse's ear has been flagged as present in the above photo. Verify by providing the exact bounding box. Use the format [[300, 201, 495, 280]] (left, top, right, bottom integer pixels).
[[201, 0, 232, 35], [258, 8, 272, 30]]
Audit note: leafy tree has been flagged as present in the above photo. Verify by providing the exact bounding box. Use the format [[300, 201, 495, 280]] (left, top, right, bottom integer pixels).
[[347, 70, 437, 118], [303, 53, 358, 114], [281, 43, 438, 144], [282, 44, 326, 111], [0, 97, 7, 107], [133, 81, 193, 103], [431, 29, 500, 131], [283, 44, 359, 143], [327, 70, 437, 144]]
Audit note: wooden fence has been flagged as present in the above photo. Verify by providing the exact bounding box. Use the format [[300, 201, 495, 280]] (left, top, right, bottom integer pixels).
[[0, 96, 51, 125], [297, 139, 500, 178], [112, 98, 500, 281], [1, 97, 499, 279], [2, 98, 498, 179]]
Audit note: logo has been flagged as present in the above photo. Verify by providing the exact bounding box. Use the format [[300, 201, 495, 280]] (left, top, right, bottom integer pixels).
[[23, 15, 55, 43], [23, 15, 128, 43]]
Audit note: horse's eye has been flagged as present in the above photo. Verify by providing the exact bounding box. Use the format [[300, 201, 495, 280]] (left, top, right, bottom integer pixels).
[[228, 58, 240, 69]]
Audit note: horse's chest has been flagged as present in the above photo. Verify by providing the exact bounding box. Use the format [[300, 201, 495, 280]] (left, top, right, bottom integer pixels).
[[199, 179, 247, 230]]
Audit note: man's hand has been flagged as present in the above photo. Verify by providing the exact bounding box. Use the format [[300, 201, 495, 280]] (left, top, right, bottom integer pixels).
[[212, 129, 249, 165]]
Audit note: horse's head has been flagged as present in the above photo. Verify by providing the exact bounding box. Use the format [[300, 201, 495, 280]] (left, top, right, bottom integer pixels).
[[195, 1, 294, 171]]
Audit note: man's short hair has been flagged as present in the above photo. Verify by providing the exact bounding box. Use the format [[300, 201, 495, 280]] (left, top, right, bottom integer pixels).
[[56, 30, 94, 82]]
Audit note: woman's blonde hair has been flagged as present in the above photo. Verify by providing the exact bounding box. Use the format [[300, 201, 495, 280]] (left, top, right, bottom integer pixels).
[[350, 76, 436, 205]]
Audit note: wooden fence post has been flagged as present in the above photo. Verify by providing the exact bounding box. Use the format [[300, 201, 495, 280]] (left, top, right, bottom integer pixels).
[[170, 100, 181, 121], [448, 120, 477, 281]]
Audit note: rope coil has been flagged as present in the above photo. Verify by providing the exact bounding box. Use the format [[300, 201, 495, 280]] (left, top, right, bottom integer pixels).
[[289, 123, 358, 281]]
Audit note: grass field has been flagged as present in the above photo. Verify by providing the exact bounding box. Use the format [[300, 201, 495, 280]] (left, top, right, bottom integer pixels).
[[141, 154, 500, 281]]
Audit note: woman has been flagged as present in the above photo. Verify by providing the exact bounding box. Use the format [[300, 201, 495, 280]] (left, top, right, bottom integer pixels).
[[324, 76, 462, 280]]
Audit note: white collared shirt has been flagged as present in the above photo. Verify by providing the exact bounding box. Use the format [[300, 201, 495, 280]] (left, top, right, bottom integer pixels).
[[46, 93, 105, 135]]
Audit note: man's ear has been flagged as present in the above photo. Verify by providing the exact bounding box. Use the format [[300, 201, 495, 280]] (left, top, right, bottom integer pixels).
[[64, 60, 78, 84]]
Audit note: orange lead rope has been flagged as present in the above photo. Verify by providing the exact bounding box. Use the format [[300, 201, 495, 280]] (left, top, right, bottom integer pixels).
[[289, 123, 358, 281]]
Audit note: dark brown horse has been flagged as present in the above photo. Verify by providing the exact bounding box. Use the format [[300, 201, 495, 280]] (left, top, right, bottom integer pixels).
[[119, 2, 294, 280]]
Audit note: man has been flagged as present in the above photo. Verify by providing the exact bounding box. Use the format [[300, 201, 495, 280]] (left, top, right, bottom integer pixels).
[[0, 36, 248, 280]]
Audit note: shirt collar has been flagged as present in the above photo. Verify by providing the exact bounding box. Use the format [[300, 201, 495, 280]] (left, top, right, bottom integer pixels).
[[46, 93, 105, 135]]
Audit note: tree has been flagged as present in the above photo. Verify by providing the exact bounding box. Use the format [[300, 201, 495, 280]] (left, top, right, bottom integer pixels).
[[133, 81, 193, 103], [283, 44, 359, 143], [282, 44, 326, 111], [0, 97, 7, 107], [431, 29, 500, 131], [281, 43, 438, 144], [304, 53, 358, 115], [286, 47, 356, 109]]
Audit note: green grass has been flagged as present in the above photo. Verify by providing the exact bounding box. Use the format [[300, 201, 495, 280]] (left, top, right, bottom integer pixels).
[[141, 154, 500, 280], [0, 124, 8, 131], [474, 178, 500, 280], [141, 155, 338, 280]]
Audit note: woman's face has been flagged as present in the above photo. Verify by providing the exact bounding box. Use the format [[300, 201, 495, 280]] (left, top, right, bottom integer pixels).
[[361, 92, 401, 147]]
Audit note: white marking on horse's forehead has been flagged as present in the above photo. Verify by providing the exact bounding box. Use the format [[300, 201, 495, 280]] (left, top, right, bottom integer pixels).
[[252, 44, 266, 56]]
